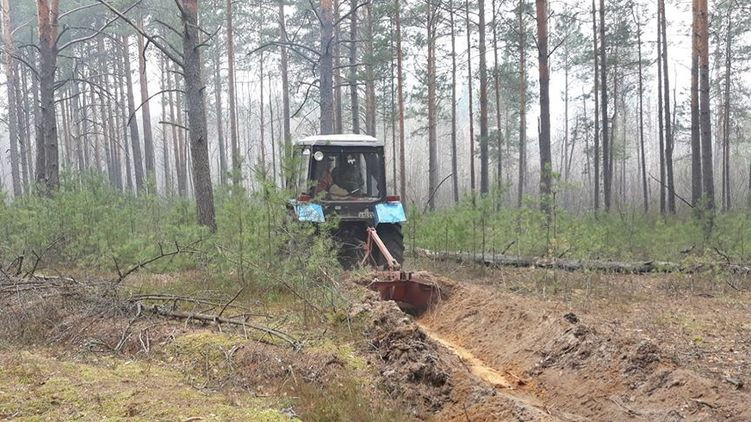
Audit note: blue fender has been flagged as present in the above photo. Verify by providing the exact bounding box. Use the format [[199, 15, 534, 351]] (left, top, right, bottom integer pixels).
[[292, 201, 325, 223], [374, 202, 407, 225]]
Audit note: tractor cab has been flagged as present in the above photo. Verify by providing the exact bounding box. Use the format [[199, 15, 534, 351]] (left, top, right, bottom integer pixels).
[[291, 134, 405, 227]]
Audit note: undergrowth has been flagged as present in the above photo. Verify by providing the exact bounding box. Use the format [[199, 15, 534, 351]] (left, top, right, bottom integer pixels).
[[406, 195, 751, 263]]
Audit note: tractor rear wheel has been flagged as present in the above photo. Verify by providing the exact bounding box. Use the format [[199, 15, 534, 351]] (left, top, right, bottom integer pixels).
[[374, 223, 404, 267]]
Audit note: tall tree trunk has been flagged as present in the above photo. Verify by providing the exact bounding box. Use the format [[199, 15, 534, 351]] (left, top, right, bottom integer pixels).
[[599, 0, 609, 211], [333, 0, 343, 133], [320, 0, 335, 134], [348, 0, 359, 133], [174, 66, 187, 196], [1, 0, 22, 196], [259, 53, 268, 175], [160, 55, 172, 194], [279, 1, 292, 151], [657, 16, 666, 214], [699, 0, 714, 212], [395, 0, 406, 202], [213, 48, 228, 185], [517, 0, 526, 208], [450, 0, 459, 203], [180, 0, 216, 230], [690, 0, 702, 207], [226, 0, 240, 184], [36, 0, 60, 191], [591, 0, 599, 211], [137, 15, 156, 183], [116, 51, 133, 193], [721, 9, 732, 211], [427, 3, 438, 210], [269, 73, 277, 183], [478, 0, 489, 195], [659, 0, 675, 213], [122, 35, 145, 192], [466, 0, 476, 198], [492, 0, 502, 200], [20, 65, 34, 182], [364, 2, 376, 136], [536, 0, 552, 213], [633, 6, 648, 213]]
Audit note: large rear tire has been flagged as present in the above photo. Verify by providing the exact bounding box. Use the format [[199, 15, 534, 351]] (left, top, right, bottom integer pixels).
[[374, 223, 404, 267]]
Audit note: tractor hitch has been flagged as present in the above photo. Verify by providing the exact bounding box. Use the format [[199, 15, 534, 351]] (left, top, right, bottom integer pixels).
[[360, 227, 441, 314]]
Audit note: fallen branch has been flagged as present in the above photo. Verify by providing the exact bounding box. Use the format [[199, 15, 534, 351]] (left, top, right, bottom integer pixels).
[[146, 305, 300, 349]]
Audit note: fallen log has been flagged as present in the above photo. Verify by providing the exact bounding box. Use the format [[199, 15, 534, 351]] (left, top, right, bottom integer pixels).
[[422, 250, 751, 276]]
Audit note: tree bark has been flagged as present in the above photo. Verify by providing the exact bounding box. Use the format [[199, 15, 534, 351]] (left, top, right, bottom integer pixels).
[[180, 0, 216, 230], [278, 1, 292, 151], [348, 0, 359, 134], [333, 0, 343, 134], [226, 0, 240, 184], [536, 0, 552, 213], [721, 9, 732, 211], [492, 0, 502, 200], [478, 0, 489, 195], [137, 15, 156, 183], [427, 0, 438, 210], [466, 0, 476, 198], [395, 0, 406, 202], [633, 6, 648, 213], [698, 0, 714, 212], [320, 0, 335, 134], [122, 35, 145, 192], [160, 54, 172, 194], [598, 0, 609, 211], [450, 0, 459, 204], [591, 0, 599, 211], [364, 2, 376, 136], [213, 46, 228, 185], [517, 0, 526, 208], [1, 0, 22, 196], [36, 0, 60, 191], [659, 0, 675, 213], [690, 0, 702, 207], [657, 15, 666, 214]]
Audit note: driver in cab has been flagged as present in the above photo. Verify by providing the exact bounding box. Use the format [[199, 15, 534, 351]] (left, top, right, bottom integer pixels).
[[316, 154, 363, 198]]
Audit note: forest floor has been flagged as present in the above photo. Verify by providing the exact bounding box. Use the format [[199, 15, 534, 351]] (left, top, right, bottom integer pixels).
[[2, 262, 750, 421]]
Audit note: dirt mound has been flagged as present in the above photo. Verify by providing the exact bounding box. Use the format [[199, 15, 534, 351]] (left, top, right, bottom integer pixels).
[[420, 283, 751, 421]]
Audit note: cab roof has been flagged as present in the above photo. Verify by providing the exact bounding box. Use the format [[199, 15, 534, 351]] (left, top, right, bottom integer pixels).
[[294, 134, 384, 147]]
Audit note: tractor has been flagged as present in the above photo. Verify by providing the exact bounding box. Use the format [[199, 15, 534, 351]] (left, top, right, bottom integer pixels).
[[289, 134, 439, 313]]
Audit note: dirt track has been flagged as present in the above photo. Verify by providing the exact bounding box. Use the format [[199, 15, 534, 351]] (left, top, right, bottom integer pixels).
[[404, 268, 751, 421]]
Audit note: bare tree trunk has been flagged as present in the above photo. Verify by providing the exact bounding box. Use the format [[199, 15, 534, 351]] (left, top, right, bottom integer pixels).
[[88, 77, 101, 173], [427, 0, 438, 210], [591, 0, 599, 211], [226, 0, 240, 184], [269, 73, 277, 183], [721, 9, 732, 211], [213, 48, 227, 185], [450, 0, 459, 204], [180, 0, 216, 230], [259, 53, 268, 175], [690, 0, 702, 207], [2, 0, 22, 196], [137, 14, 156, 183], [466, 0, 476, 198], [657, 16, 666, 214], [36, 0, 60, 191], [122, 35, 145, 192], [160, 54, 172, 194], [320, 0, 335, 134], [699, 0, 714, 212], [536, 0, 552, 214], [348, 0, 359, 133], [333, 0, 343, 134], [395, 0, 406, 202], [115, 46, 133, 193], [279, 1, 292, 150], [364, 2, 376, 136], [598, 0, 609, 211], [173, 67, 186, 196], [659, 0, 675, 213], [478, 0, 489, 195], [492, 0, 502, 200], [517, 0, 526, 208], [19, 65, 33, 183]]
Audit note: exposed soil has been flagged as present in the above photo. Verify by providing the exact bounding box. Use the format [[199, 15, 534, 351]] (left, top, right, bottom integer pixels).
[[410, 265, 751, 421]]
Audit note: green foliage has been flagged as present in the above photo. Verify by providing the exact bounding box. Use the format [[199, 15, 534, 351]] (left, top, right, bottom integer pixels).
[[407, 195, 751, 262], [0, 173, 342, 308]]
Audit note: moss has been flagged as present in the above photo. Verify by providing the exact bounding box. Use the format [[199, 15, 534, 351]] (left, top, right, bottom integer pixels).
[[307, 340, 367, 370], [0, 350, 292, 421]]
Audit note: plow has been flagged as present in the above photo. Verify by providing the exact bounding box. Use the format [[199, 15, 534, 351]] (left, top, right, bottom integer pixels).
[[289, 134, 441, 314]]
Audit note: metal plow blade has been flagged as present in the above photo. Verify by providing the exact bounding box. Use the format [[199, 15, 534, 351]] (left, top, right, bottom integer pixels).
[[367, 271, 442, 315]]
